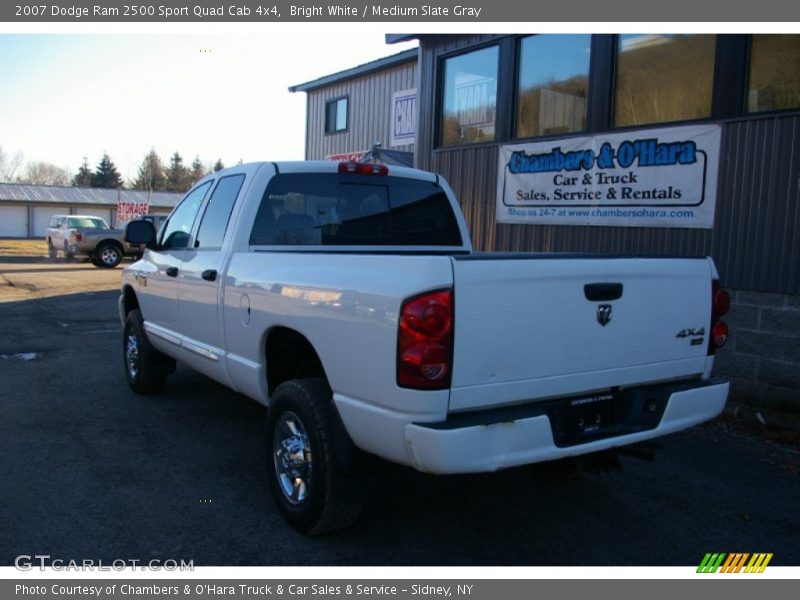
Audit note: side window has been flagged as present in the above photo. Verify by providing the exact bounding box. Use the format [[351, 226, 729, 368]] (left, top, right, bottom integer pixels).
[[194, 174, 245, 249], [614, 34, 716, 127], [160, 181, 212, 250], [325, 97, 348, 133], [747, 34, 800, 113], [441, 45, 499, 146]]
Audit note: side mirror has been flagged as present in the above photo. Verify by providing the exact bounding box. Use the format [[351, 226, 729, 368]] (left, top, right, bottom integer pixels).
[[125, 220, 157, 249]]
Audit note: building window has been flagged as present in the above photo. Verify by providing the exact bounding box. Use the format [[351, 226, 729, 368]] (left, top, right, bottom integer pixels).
[[325, 97, 348, 133], [441, 45, 499, 146], [614, 34, 716, 128], [747, 35, 800, 113], [516, 35, 591, 139]]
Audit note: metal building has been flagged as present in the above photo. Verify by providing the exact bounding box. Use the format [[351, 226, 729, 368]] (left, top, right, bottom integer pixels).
[[298, 34, 800, 412], [381, 33, 799, 413], [289, 48, 418, 165], [0, 183, 181, 238]]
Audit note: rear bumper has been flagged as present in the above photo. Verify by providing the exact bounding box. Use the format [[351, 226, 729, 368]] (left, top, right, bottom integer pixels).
[[403, 378, 728, 474]]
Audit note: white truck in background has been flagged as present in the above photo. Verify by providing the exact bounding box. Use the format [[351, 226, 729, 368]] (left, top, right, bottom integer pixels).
[[119, 160, 730, 534]]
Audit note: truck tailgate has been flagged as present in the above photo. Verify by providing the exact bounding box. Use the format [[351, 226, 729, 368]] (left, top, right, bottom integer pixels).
[[449, 255, 714, 412]]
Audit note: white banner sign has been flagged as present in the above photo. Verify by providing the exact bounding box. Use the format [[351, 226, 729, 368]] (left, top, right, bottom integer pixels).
[[496, 124, 721, 228], [390, 88, 416, 147]]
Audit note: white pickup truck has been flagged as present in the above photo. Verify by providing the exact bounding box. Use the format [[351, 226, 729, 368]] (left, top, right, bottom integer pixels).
[[120, 161, 730, 534]]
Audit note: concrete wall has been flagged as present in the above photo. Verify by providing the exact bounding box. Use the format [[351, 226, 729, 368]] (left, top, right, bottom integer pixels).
[[715, 290, 800, 413]]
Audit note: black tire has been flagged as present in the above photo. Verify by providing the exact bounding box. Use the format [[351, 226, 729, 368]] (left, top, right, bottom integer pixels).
[[95, 241, 122, 268], [47, 239, 56, 259], [266, 378, 364, 535], [123, 309, 173, 394]]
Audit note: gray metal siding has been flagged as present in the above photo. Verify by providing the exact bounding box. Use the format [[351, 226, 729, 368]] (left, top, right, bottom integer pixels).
[[0, 184, 182, 209], [416, 35, 800, 295], [305, 60, 417, 160]]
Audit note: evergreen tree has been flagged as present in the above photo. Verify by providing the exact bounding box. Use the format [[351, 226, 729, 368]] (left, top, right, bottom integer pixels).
[[72, 157, 94, 187], [190, 155, 206, 183], [213, 159, 225, 172], [93, 152, 123, 188], [132, 149, 166, 192], [165, 151, 191, 192]]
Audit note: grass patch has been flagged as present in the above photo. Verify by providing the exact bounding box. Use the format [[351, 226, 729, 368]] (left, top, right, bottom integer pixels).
[[0, 239, 47, 256]]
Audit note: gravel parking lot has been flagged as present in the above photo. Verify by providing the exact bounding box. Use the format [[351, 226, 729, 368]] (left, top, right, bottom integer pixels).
[[1, 245, 798, 566]]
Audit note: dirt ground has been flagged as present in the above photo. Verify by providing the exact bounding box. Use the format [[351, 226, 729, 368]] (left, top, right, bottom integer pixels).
[[0, 238, 123, 303]]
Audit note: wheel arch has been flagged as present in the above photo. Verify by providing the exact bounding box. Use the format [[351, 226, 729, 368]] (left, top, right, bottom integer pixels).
[[121, 284, 140, 318], [264, 326, 329, 397], [96, 238, 124, 252]]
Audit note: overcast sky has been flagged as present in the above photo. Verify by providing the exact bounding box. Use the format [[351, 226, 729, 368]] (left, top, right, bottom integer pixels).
[[0, 33, 417, 182]]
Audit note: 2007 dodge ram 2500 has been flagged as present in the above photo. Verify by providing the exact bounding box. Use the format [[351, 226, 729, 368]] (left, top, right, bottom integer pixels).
[[120, 160, 730, 534]]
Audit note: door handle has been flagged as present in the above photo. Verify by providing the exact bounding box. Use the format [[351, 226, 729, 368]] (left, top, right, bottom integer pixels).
[[201, 269, 217, 282], [584, 282, 623, 302], [165, 267, 179, 277]]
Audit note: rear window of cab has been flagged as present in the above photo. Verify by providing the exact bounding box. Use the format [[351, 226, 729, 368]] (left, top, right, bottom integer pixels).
[[249, 174, 463, 247]]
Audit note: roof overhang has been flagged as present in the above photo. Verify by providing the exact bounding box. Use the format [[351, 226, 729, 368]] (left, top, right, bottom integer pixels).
[[289, 48, 418, 93]]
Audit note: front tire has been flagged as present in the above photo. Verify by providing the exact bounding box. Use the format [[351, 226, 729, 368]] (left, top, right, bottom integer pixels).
[[95, 242, 122, 268], [266, 379, 364, 534], [123, 309, 173, 394]]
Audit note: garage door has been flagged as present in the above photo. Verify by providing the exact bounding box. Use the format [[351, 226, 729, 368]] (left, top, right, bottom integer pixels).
[[0, 205, 28, 237], [33, 206, 70, 238], [78, 208, 112, 228]]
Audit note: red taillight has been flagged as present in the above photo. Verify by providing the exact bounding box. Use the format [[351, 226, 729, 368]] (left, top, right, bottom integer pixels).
[[338, 161, 389, 176], [73, 230, 82, 241], [397, 289, 453, 390], [709, 279, 730, 355], [712, 320, 729, 349], [712, 280, 730, 318]]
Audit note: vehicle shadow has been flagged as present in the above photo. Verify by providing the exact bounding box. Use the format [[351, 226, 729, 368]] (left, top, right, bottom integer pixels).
[[0, 266, 110, 274]]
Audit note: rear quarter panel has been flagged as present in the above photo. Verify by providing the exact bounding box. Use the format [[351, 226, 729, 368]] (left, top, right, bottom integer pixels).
[[223, 252, 454, 422]]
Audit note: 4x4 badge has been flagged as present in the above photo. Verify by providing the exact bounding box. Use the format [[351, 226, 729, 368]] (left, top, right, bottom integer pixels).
[[597, 304, 612, 327]]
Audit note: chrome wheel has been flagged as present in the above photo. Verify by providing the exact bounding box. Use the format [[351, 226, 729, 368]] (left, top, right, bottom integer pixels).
[[272, 411, 312, 505], [126, 334, 139, 381], [101, 246, 120, 266]]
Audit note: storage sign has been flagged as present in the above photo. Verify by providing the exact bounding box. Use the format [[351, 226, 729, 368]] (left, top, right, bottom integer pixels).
[[390, 88, 417, 147], [496, 124, 721, 228], [326, 151, 367, 162], [117, 197, 149, 223]]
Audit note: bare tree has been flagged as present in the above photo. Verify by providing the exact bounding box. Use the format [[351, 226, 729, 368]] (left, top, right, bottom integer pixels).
[[17, 161, 71, 186], [0, 145, 24, 182]]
